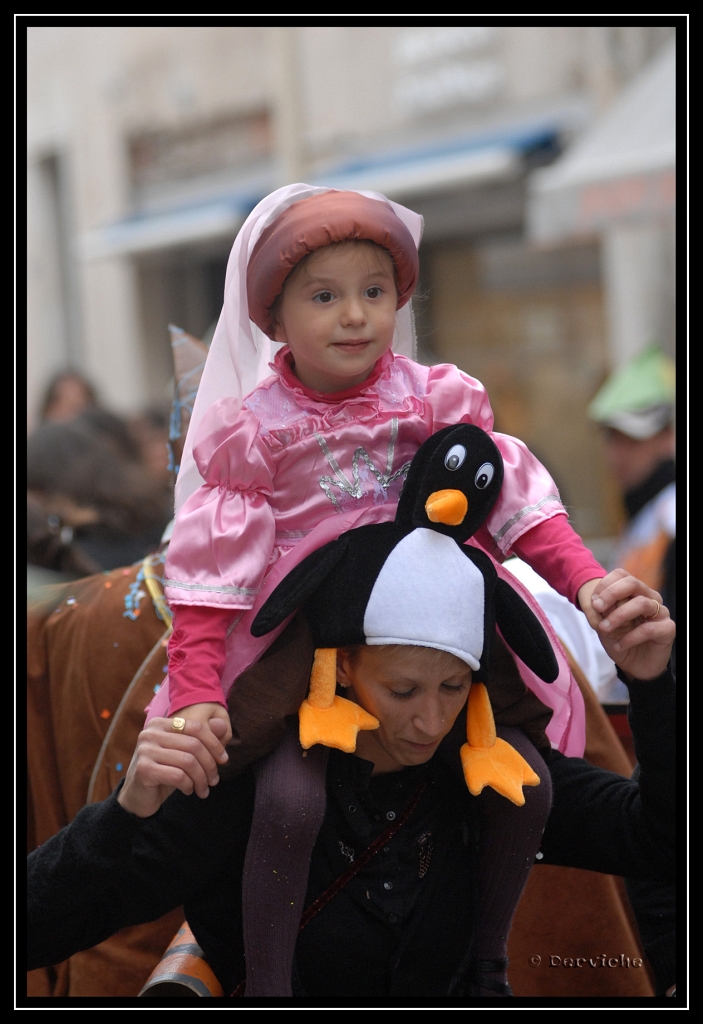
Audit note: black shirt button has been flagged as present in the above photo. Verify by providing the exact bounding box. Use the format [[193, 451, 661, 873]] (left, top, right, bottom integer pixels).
[[388, 913, 398, 924], [348, 805, 356, 813], [535, 851, 544, 860], [382, 846, 391, 854], [386, 811, 396, 821], [384, 881, 393, 890]]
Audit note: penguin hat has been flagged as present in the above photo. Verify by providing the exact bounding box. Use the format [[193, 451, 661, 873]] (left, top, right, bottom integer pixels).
[[252, 424, 559, 805]]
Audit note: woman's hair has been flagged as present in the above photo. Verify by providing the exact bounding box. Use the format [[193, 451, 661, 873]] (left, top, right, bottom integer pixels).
[[39, 370, 99, 423], [27, 416, 170, 536], [338, 643, 468, 673]]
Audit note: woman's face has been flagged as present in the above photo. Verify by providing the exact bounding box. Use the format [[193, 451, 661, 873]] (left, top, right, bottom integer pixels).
[[337, 645, 471, 774], [272, 241, 398, 393]]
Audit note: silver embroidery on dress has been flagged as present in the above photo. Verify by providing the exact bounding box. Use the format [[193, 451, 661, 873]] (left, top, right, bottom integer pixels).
[[492, 494, 563, 543], [163, 579, 259, 596], [275, 529, 313, 540], [315, 417, 411, 511]]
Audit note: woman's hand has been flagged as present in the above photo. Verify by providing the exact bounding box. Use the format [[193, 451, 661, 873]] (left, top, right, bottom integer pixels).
[[117, 716, 230, 819], [169, 702, 233, 746], [589, 569, 676, 681]]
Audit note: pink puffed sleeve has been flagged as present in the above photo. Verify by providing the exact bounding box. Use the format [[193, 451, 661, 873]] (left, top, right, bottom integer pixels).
[[424, 363, 567, 556], [164, 399, 276, 610], [424, 362, 495, 434]]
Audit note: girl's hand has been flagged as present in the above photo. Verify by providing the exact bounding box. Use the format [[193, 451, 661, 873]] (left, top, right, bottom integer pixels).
[[169, 702, 233, 746], [589, 569, 676, 681], [577, 577, 604, 630], [117, 716, 229, 819]]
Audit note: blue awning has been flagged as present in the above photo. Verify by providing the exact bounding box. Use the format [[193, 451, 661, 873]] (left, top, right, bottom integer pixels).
[[313, 120, 558, 195], [80, 188, 265, 260], [81, 115, 563, 259]]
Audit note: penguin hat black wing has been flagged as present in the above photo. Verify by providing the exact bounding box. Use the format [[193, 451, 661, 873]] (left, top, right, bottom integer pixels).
[[252, 424, 559, 805]]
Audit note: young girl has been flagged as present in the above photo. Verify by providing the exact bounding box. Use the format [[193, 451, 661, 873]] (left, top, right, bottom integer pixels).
[[149, 183, 606, 750]]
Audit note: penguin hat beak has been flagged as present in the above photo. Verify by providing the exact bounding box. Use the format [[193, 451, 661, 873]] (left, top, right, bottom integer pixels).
[[425, 489, 468, 526]]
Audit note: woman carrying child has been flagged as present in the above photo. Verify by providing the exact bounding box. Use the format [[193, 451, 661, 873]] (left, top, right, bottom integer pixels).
[[75, 181, 651, 999], [27, 541, 676, 1001], [125, 184, 623, 998]]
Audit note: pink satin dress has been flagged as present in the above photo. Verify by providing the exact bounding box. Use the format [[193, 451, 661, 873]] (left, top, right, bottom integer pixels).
[[154, 347, 585, 754]]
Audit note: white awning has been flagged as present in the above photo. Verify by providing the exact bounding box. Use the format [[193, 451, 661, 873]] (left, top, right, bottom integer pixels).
[[527, 39, 676, 244]]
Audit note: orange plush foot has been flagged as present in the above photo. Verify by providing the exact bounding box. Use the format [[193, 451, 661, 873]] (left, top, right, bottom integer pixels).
[[299, 695, 379, 753], [460, 739, 540, 806]]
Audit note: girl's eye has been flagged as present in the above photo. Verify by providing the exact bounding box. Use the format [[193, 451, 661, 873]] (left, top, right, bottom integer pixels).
[[391, 689, 415, 700], [365, 286, 382, 298], [474, 463, 495, 489], [444, 444, 467, 471], [314, 291, 334, 303], [442, 683, 467, 695]]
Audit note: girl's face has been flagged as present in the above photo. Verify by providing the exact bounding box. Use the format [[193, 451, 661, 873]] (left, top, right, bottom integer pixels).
[[337, 645, 472, 774], [272, 241, 399, 393]]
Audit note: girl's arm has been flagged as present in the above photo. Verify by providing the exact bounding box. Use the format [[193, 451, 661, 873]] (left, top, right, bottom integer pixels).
[[510, 515, 605, 607], [165, 605, 234, 741], [163, 403, 277, 720], [423, 364, 605, 607]]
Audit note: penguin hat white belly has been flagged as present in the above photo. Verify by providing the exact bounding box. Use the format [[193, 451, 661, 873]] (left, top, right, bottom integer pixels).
[[252, 424, 559, 805]]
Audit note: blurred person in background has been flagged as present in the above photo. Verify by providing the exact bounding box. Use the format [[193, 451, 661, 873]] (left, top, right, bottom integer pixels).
[[127, 407, 175, 508], [27, 412, 172, 574], [27, 490, 103, 602], [588, 344, 678, 998], [78, 407, 144, 463], [39, 370, 100, 425], [589, 345, 676, 660]]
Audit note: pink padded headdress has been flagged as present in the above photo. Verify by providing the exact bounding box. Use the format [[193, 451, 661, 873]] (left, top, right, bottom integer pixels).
[[246, 190, 420, 339]]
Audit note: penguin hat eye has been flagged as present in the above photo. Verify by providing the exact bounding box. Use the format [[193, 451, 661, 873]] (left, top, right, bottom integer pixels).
[[444, 444, 467, 471], [474, 462, 495, 489]]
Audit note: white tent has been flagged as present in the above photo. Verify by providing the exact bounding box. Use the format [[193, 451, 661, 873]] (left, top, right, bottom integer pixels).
[[528, 39, 676, 244]]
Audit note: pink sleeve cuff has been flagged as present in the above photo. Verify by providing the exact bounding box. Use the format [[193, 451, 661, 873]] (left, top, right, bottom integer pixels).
[[512, 515, 606, 605], [166, 604, 234, 715]]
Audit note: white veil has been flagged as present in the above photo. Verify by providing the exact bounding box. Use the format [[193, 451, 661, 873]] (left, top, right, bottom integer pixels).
[[175, 183, 424, 514]]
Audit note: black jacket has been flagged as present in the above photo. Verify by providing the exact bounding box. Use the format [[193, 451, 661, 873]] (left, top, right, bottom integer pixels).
[[27, 671, 675, 1000]]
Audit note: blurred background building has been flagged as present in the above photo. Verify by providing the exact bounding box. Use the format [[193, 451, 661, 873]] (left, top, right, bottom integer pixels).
[[26, 23, 679, 552]]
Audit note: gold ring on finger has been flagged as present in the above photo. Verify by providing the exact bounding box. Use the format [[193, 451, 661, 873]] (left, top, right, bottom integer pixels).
[[171, 717, 187, 733], [645, 601, 660, 620]]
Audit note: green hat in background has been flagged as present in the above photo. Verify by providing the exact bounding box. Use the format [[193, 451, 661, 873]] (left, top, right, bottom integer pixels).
[[588, 345, 676, 440]]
